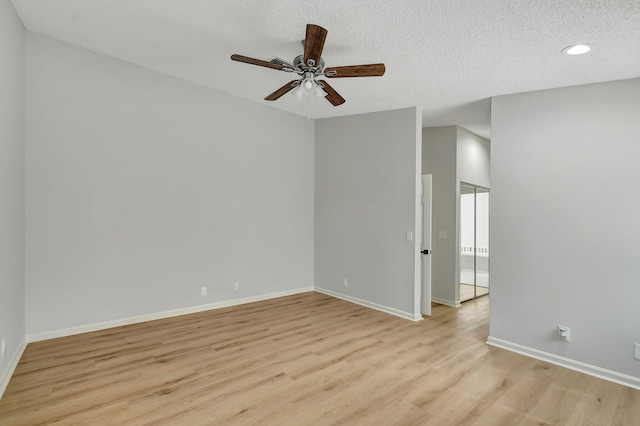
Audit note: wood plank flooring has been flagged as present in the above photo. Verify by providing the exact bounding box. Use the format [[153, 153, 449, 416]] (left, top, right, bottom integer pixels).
[[1, 292, 638, 425]]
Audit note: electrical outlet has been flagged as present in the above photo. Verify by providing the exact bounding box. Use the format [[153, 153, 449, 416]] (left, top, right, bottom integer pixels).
[[342, 278, 348, 288], [234, 282, 240, 291], [634, 343, 640, 360], [201, 286, 207, 296], [1, 338, 6, 357], [558, 326, 570, 342]]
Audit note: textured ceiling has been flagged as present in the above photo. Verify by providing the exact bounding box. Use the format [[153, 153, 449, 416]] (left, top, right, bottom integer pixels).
[[10, 0, 640, 139]]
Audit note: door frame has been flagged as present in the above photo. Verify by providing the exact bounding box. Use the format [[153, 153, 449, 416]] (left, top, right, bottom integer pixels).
[[420, 174, 433, 316]]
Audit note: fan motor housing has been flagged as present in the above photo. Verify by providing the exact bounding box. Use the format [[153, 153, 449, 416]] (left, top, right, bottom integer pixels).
[[293, 55, 325, 73]]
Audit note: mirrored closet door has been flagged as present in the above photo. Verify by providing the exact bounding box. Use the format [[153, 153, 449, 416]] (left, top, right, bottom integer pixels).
[[459, 184, 490, 302]]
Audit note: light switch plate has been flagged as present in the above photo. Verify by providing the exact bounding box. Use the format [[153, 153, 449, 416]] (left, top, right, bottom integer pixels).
[[438, 231, 447, 240]]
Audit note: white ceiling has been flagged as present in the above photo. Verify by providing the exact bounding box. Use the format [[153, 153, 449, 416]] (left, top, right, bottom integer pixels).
[[10, 0, 640, 139]]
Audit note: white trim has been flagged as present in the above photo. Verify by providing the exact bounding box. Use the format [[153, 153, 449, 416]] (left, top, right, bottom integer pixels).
[[27, 287, 314, 343], [0, 335, 27, 399], [486, 336, 640, 391], [431, 297, 461, 308], [413, 107, 424, 319], [315, 287, 422, 322]]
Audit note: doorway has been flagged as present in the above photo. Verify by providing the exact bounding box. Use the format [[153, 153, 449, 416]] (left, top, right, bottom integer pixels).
[[459, 183, 489, 303]]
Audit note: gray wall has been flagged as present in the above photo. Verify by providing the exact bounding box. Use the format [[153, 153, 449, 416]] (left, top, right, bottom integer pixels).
[[315, 108, 422, 318], [25, 34, 315, 334], [457, 127, 490, 188], [0, 0, 25, 386], [490, 78, 640, 378]]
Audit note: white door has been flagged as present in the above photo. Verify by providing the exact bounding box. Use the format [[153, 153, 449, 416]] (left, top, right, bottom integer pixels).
[[421, 174, 433, 316]]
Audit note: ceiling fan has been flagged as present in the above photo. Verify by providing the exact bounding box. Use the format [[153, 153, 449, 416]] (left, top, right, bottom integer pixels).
[[231, 24, 385, 106]]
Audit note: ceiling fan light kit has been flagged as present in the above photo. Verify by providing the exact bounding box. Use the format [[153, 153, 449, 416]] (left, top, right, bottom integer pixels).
[[231, 24, 385, 106]]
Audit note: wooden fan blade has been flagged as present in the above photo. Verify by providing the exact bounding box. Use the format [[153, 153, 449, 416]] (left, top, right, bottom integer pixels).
[[325, 63, 386, 78], [265, 80, 299, 101], [231, 54, 287, 71], [317, 80, 345, 106], [303, 24, 328, 67]]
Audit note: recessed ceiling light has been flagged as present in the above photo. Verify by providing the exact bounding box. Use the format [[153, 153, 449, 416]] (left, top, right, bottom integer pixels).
[[562, 44, 591, 55]]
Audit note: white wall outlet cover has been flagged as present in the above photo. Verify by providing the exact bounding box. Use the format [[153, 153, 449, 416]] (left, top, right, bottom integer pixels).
[[342, 278, 348, 287], [406, 231, 413, 241], [201, 286, 207, 296], [234, 282, 240, 291], [634, 343, 640, 360]]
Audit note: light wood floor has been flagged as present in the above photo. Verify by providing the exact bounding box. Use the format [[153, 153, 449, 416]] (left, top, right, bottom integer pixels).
[[1, 293, 638, 425]]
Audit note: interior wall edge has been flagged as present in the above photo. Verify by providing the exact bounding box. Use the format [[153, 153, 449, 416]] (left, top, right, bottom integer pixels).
[[315, 287, 422, 322], [486, 336, 640, 391], [431, 297, 461, 308], [0, 335, 27, 400], [412, 107, 424, 320]]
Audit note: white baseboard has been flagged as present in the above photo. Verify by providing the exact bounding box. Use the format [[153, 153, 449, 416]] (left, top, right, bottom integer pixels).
[[315, 287, 422, 322], [486, 336, 640, 391], [431, 297, 461, 308], [0, 335, 27, 399], [27, 287, 314, 343]]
